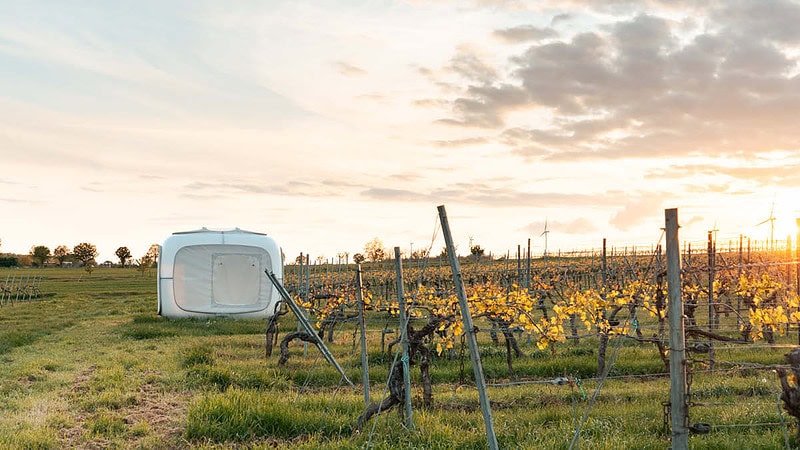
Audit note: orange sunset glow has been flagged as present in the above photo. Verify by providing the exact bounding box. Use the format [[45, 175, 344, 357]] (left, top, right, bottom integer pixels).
[[1, 1, 799, 262]]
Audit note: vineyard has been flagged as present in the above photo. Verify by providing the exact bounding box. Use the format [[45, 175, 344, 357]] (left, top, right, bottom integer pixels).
[[267, 209, 800, 449], [2, 209, 800, 448]]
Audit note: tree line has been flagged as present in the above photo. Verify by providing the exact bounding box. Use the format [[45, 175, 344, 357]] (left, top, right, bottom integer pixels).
[[0, 238, 159, 273], [290, 237, 486, 266]]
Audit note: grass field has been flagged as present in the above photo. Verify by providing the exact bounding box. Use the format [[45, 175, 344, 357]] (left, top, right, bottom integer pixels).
[[0, 267, 797, 449]]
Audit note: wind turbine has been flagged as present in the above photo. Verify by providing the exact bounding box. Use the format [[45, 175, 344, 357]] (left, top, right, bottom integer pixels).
[[541, 218, 550, 257], [755, 202, 776, 251], [710, 219, 719, 245]]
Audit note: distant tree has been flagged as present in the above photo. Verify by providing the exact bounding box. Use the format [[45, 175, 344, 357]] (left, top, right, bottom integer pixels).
[[0, 256, 18, 267], [411, 249, 429, 259], [146, 244, 159, 267], [336, 252, 349, 264], [53, 245, 70, 265], [439, 244, 459, 259], [353, 253, 366, 264], [73, 242, 98, 267], [115, 246, 132, 267], [30, 245, 51, 267], [470, 244, 485, 258], [136, 257, 151, 275], [137, 244, 159, 275], [364, 238, 387, 262]]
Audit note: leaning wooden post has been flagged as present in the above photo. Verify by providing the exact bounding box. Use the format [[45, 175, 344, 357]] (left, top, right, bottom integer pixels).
[[394, 247, 414, 429], [264, 271, 355, 388], [438, 205, 499, 450], [666, 208, 688, 450], [355, 264, 370, 405]]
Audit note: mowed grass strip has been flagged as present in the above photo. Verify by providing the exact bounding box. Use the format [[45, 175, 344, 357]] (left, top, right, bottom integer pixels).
[[185, 389, 357, 442]]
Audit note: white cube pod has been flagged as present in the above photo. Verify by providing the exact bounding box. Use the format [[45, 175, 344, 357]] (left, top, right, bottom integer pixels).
[[158, 228, 283, 318]]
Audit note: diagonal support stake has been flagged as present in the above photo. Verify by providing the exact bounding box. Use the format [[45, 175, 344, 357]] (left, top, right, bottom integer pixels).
[[265, 270, 355, 388]]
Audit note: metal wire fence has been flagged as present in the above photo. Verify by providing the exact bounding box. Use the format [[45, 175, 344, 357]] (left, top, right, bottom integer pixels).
[[0, 273, 44, 306]]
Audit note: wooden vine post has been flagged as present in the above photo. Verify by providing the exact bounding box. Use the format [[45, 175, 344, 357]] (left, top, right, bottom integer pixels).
[[394, 247, 414, 429], [438, 205, 499, 450], [707, 231, 715, 370], [666, 208, 688, 450], [355, 263, 370, 405], [597, 238, 609, 376]]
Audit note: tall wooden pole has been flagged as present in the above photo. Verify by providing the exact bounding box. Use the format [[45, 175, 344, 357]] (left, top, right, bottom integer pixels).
[[666, 208, 688, 450], [394, 247, 414, 429], [438, 205, 498, 450]]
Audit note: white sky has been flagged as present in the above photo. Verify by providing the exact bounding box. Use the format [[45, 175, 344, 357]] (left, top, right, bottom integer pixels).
[[2, 0, 800, 263]]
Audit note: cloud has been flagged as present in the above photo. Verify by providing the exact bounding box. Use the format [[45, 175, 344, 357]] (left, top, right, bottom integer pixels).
[[361, 181, 647, 209], [428, 5, 800, 161], [493, 25, 557, 43], [387, 172, 422, 182], [447, 46, 498, 83], [710, 0, 800, 45], [413, 98, 450, 108], [0, 5, 311, 127], [360, 188, 426, 202], [431, 137, 489, 147], [550, 13, 572, 26], [183, 179, 365, 199], [357, 93, 386, 101], [611, 196, 663, 231], [331, 60, 367, 76], [651, 162, 800, 188], [683, 183, 734, 194], [0, 197, 32, 204]]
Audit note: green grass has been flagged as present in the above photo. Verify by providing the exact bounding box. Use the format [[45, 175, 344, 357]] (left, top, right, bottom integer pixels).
[[0, 267, 798, 448]]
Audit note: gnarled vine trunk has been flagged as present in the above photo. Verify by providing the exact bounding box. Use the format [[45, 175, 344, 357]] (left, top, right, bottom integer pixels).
[[277, 331, 318, 366], [777, 347, 800, 440], [355, 359, 405, 432]]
